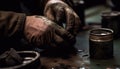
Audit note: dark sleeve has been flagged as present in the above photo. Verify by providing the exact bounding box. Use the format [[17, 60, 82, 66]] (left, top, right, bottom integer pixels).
[[0, 11, 26, 38]]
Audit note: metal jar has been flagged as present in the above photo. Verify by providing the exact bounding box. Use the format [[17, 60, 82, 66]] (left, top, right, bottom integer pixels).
[[89, 28, 114, 59], [101, 11, 120, 39]]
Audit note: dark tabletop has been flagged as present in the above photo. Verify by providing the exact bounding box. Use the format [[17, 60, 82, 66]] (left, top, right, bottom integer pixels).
[[39, 25, 120, 69]]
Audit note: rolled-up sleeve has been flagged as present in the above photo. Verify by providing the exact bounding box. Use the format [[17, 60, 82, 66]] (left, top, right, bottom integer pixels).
[[0, 11, 26, 38]]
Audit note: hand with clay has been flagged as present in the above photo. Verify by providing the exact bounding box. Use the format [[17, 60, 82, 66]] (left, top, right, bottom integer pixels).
[[24, 16, 76, 49], [44, 0, 82, 36]]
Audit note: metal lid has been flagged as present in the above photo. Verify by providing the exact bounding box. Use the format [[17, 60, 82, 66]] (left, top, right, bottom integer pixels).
[[90, 28, 113, 36]]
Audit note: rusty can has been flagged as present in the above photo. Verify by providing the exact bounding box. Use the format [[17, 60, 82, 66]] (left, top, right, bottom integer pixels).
[[101, 11, 120, 39], [89, 28, 114, 59]]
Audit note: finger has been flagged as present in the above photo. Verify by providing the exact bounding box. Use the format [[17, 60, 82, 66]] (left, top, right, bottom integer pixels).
[[74, 14, 81, 34], [44, 4, 55, 21], [53, 33, 64, 45], [53, 33, 69, 49], [54, 4, 65, 27], [64, 8, 76, 35], [64, 7, 82, 35], [44, 3, 65, 27], [53, 33, 72, 48], [51, 23, 76, 44]]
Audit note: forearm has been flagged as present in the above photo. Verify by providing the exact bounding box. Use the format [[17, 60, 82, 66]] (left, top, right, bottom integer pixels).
[[0, 11, 26, 38]]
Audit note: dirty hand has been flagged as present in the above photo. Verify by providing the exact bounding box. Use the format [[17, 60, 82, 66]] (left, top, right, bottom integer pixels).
[[24, 16, 76, 48], [44, 0, 82, 36]]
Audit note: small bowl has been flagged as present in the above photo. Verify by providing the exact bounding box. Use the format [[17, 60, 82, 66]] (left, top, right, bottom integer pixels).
[[0, 51, 41, 69]]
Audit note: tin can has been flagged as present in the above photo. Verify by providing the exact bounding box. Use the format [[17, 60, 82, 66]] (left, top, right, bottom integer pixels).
[[89, 28, 114, 59], [101, 11, 120, 39]]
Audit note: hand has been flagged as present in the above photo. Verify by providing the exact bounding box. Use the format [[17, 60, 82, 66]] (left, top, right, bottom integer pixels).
[[44, 0, 82, 36], [24, 16, 76, 48]]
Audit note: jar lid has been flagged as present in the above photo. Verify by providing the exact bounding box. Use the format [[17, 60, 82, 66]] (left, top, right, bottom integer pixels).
[[90, 28, 113, 36]]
